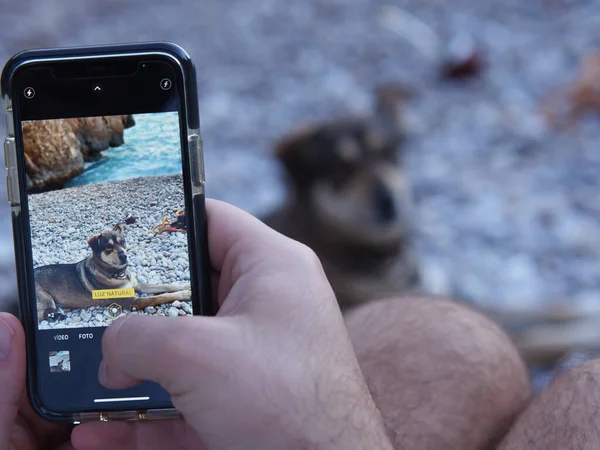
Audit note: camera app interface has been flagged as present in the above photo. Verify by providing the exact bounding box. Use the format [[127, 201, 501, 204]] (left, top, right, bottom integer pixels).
[[23, 111, 191, 412]]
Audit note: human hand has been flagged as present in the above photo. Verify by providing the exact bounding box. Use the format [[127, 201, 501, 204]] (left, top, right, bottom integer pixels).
[[73, 199, 392, 450], [0, 313, 74, 450]]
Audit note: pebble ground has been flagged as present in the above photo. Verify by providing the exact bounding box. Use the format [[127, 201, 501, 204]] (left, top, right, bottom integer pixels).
[[29, 174, 193, 330], [0, 0, 599, 315]]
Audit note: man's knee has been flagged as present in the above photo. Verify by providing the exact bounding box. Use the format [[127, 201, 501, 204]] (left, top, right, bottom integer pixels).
[[500, 358, 600, 449], [345, 296, 530, 450]]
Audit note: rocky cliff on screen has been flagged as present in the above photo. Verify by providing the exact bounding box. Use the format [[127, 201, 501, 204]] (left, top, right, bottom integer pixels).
[[22, 115, 135, 192]]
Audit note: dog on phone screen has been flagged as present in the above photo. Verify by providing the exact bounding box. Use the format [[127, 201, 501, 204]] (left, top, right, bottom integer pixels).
[[263, 84, 421, 309], [34, 223, 190, 322]]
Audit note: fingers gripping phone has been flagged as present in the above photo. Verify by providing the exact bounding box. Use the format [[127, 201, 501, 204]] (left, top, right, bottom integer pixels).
[[0, 43, 213, 422]]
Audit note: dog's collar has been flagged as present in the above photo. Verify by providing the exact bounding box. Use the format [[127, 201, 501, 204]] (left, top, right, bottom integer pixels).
[[112, 270, 128, 279], [323, 241, 405, 274]]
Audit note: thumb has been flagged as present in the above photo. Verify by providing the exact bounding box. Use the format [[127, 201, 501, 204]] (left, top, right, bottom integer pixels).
[[0, 313, 25, 450], [99, 314, 227, 395]]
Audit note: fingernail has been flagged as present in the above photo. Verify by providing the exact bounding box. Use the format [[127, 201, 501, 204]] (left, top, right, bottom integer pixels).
[[0, 316, 15, 359], [98, 360, 109, 386]]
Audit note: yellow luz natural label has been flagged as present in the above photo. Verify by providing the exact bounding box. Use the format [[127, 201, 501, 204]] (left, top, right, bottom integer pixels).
[[92, 288, 135, 300]]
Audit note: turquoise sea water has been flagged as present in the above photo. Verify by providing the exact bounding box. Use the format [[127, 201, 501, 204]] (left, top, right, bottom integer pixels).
[[66, 111, 182, 187]]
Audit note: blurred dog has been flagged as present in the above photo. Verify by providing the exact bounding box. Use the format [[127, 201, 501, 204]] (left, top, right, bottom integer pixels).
[[263, 85, 420, 309], [263, 87, 600, 369], [35, 223, 190, 322]]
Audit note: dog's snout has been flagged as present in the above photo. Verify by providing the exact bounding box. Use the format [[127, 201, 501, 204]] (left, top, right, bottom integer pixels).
[[373, 180, 397, 224], [118, 251, 128, 263]]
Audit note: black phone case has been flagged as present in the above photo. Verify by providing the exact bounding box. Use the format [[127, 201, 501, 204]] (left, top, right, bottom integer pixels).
[[1, 42, 213, 423]]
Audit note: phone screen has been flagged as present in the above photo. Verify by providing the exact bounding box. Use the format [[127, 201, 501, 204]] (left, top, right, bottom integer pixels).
[[11, 55, 206, 416]]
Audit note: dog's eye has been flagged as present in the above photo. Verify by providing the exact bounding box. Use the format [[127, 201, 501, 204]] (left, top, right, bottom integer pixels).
[[330, 160, 360, 189]]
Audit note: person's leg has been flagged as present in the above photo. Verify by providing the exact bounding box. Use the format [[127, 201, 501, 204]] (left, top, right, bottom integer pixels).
[[499, 359, 600, 449], [345, 296, 531, 450]]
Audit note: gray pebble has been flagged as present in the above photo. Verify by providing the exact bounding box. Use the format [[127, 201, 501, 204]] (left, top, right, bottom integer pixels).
[[167, 307, 179, 317]]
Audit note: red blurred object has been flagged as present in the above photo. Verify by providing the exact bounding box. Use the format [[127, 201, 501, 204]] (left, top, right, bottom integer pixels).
[[124, 215, 136, 224], [440, 49, 485, 80]]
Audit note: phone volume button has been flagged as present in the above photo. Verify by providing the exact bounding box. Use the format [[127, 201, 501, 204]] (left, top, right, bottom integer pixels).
[[4, 137, 16, 170], [5, 170, 19, 206], [4, 138, 20, 206], [4, 109, 15, 137]]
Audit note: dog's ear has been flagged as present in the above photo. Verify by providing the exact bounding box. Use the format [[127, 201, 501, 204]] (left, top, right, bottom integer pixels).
[[374, 83, 414, 140], [87, 234, 101, 253], [112, 223, 126, 233], [274, 124, 325, 188]]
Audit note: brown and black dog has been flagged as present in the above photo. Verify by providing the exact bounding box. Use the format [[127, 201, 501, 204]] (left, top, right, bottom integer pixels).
[[263, 85, 421, 309], [264, 86, 600, 368], [34, 223, 190, 322]]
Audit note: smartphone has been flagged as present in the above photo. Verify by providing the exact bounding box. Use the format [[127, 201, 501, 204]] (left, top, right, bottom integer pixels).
[[1, 42, 213, 422]]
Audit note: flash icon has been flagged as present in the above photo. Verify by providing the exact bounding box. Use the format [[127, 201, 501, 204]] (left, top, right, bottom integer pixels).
[[160, 78, 172, 90], [24, 87, 35, 99]]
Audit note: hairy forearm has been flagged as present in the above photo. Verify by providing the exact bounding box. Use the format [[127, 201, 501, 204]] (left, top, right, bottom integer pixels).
[[292, 374, 395, 450], [320, 405, 394, 450], [291, 404, 393, 450]]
